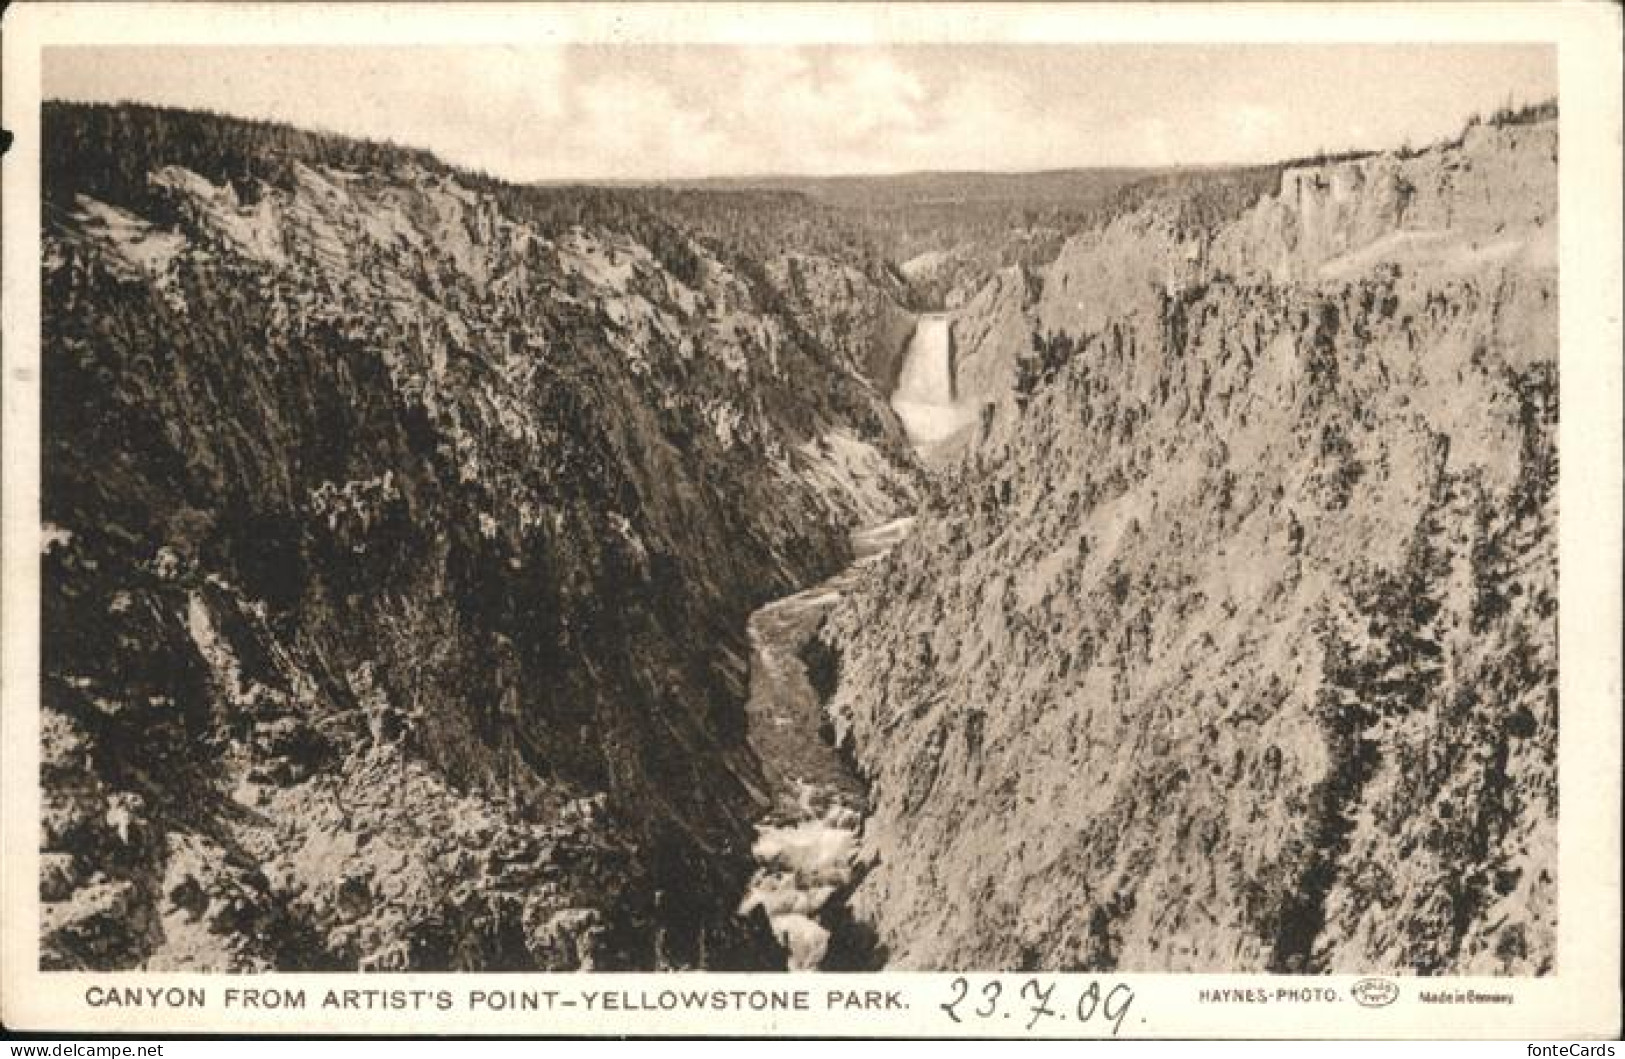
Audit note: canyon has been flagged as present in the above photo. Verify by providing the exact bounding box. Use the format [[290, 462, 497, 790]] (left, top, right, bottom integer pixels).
[[37, 101, 1558, 975]]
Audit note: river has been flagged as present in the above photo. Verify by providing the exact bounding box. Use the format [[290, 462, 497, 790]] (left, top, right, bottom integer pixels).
[[735, 515, 912, 969], [735, 314, 961, 969]]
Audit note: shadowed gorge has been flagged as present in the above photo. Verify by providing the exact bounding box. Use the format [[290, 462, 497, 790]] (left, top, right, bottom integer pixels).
[[39, 102, 922, 971]]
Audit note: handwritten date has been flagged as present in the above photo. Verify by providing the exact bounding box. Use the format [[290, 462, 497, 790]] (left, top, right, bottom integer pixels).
[[941, 977, 1135, 1035]]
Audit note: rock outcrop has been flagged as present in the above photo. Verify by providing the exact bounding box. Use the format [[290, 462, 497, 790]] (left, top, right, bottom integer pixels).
[[820, 117, 1558, 973]]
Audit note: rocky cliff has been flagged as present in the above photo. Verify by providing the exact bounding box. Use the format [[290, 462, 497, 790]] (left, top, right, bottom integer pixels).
[[39, 103, 919, 971], [820, 117, 1558, 973]]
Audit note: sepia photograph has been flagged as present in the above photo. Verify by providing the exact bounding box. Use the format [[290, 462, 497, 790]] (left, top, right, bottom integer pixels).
[[2, 1, 1619, 1040]]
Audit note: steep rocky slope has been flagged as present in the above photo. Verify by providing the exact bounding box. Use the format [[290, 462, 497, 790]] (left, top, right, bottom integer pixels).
[[820, 117, 1558, 973], [38, 103, 919, 971]]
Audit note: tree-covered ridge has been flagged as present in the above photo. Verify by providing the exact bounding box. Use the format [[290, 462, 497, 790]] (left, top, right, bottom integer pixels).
[[44, 102, 901, 300], [44, 102, 441, 210]]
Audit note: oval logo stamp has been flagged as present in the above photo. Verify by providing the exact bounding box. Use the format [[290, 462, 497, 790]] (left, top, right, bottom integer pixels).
[[1351, 978, 1400, 1008]]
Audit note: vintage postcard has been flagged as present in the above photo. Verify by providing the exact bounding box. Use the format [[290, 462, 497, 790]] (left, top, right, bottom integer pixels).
[[2, 1, 1620, 1039]]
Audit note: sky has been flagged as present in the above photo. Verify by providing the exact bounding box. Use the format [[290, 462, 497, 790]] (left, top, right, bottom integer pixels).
[[43, 44, 1557, 181]]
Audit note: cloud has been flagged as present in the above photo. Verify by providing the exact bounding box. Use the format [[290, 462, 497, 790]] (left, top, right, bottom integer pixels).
[[523, 47, 945, 179], [340, 48, 570, 177], [44, 43, 1557, 180], [821, 53, 928, 140], [43, 47, 571, 178], [1230, 104, 1285, 151], [713, 48, 936, 176], [913, 69, 1086, 172], [1130, 118, 1175, 168], [563, 72, 730, 180]]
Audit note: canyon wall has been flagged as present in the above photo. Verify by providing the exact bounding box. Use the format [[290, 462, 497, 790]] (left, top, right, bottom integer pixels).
[[38, 104, 919, 971], [821, 119, 1558, 973]]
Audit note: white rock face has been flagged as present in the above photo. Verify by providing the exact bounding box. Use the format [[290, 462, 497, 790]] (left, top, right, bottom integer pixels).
[[823, 118, 1560, 974]]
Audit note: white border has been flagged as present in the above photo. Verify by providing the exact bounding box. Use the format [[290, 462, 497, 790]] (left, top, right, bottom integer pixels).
[[2, 2, 1620, 1038]]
